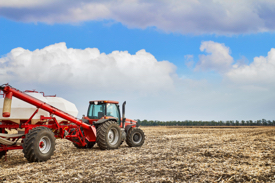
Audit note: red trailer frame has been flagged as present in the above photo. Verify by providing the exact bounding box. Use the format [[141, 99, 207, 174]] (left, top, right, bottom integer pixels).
[[0, 84, 96, 153]]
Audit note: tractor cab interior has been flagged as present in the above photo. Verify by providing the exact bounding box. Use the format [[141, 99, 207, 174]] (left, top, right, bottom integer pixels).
[[87, 101, 121, 123]]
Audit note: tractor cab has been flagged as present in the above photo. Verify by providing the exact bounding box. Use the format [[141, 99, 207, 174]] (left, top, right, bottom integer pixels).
[[87, 100, 121, 123]]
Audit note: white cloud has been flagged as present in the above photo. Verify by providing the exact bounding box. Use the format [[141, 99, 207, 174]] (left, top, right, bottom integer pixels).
[[0, 42, 274, 121], [226, 48, 275, 87], [0, 42, 176, 93], [195, 41, 233, 73], [195, 40, 275, 91], [0, 0, 55, 8], [1, 0, 275, 34]]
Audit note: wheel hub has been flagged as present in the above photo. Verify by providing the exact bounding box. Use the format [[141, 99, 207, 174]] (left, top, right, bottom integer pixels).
[[108, 131, 114, 141], [132, 132, 142, 144], [108, 128, 119, 145], [39, 141, 44, 148], [134, 134, 139, 141], [39, 136, 51, 154]]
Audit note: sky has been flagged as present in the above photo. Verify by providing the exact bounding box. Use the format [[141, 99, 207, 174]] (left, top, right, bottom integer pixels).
[[0, 0, 275, 121]]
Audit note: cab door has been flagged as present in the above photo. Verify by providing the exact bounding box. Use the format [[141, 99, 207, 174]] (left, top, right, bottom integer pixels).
[[87, 103, 106, 119], [106, 103, 121, 124]]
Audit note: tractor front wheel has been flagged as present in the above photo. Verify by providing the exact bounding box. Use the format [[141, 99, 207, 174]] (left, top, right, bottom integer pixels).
[[97, 120, 122, 150], [126, 127, 145, 147], [23, 127, 55, 162]]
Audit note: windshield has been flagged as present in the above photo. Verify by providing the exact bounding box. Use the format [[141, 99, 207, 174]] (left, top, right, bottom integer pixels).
[[87, 103, 106, 119], [106, 103, 121, 123]]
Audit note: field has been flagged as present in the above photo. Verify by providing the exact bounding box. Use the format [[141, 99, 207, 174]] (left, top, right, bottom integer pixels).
[[1, 126, 275, 182]]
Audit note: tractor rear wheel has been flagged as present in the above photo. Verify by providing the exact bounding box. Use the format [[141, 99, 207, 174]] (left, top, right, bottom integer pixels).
[[97, 120, 122, 150], [126, 127, 145, 147], [23, 127, 55, 162], [0, 128, 8, 159]]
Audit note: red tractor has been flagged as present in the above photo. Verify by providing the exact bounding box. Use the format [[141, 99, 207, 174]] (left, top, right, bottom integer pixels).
[[0, 84, 145, 162]]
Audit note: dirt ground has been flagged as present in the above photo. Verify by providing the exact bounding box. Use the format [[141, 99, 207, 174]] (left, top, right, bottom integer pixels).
[[1, 126, 275, 182]]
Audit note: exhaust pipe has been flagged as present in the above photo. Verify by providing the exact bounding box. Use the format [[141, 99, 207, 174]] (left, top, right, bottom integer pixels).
[[122, 101, 126, 128], [3, 91, 13, 117]]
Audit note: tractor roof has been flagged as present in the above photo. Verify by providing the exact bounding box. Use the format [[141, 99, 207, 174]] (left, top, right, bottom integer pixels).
[[89, 100, 119, 104]]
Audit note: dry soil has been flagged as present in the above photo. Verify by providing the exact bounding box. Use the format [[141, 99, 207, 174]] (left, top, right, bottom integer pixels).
[[1, 126, 275, 182]]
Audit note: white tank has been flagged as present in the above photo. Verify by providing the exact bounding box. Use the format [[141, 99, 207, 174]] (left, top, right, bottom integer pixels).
[[0, 92, 78, 124]]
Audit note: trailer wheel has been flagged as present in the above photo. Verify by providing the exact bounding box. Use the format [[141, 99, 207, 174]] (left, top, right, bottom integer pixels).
[[126, 127, 145, 147], [97, 120, 122, 150], [0, 128, 8, 159], [23, 127, 55, 162]]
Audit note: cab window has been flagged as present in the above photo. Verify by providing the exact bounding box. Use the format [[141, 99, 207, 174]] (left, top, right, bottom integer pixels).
[[88, 103, 105, 119], [106, 103, 120, 123]]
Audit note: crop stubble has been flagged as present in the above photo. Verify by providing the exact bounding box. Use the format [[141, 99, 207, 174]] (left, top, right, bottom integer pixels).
[[0, 126, 275, 182]]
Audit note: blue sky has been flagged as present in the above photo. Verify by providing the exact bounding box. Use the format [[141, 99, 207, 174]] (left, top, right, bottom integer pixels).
[[2, 18, 275, 64], [1, 1, 275, 121]]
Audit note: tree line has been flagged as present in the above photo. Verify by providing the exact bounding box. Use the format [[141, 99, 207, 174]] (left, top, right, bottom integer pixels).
[[136, 119, 275, 126]]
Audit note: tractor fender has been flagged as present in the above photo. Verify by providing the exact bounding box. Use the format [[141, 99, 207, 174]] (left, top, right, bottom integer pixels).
[[93, 118, 118, 126], [125, 124, 135, 133]]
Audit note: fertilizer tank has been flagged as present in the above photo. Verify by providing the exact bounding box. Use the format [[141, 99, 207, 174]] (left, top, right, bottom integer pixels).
[[0, 92, 78, 124]]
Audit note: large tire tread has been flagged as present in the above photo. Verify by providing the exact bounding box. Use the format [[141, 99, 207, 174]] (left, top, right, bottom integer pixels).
[[23, 126, 45, 154], [97, 120, 122, 150], [126, 127, 145, 147], [23, 127, 55, 162]]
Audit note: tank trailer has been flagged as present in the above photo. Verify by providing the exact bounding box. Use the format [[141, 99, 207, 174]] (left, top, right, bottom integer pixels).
[[0, 84, 145, 162]]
